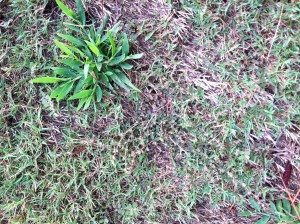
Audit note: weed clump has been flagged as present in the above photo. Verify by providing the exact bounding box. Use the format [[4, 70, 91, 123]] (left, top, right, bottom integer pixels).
[[31, 0, 142, 110]]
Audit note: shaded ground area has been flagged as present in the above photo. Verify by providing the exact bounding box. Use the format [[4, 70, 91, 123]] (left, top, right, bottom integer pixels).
[[0, 0, 299, 223]]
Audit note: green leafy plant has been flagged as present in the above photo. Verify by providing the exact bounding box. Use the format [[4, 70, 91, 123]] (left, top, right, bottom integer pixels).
[[31, 0, 142, 110], [240, 198, 300, 224]]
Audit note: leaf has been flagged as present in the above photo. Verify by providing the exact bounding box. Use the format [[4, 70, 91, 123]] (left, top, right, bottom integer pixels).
[[115, 46, 122, 55], [111, 73, 129, 90], [83, 95, 93, 110], [97, 55, 104, 62], [105, 71, 114, 76], [282, 199, 291, 213], [95, 62, 102, 72], [57, 59, 83, 67], [74, 77, 84, 93], [66, 24, 81, 32], [50, 83, 65, 98], [110, 21, 121, 35], [96, 85, 102, 102], [126, 53, 143, 60], [76, 0, 86, 25], [145, 29, 156, 41], [249, 198, 261, 212], [276, 200, 283, 213], [85, 40, 100, 56], [52, 67, 77, 78], [280, 215, 294, 222], [77, 97, 88, 111], [57, 81, 74, 100], [122, 33, 129, 55], [54, 40, 75, 57], [89, 26, 96, 42], [256, 216, 270, 224], [30, 77, 68, 83], [96, 14, 109, 36], [108, 31, 116, 56], [108, 54, 125, 66], [68, 45, 85, 58], [100, 33, 108, 43], [83, 47, 93, 59], [116, 71, 140, 92], [55, 0, 77, 21], [69, 89, 93, 100], [96, 35, 101, 46], [83, 75, 93, 88], [100, 73, 114, 90], [120, 62, 133, 70], [84, 64, 90, 79], [57, 33, 85, 47], [270, 202, 277, 212], [291, 204, 298, 216], [239, 211, 255, 217], [282, 161, 292, 187]]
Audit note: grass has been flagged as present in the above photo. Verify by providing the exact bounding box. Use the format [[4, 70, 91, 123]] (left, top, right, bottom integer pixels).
[[1, 0, 299, 223]]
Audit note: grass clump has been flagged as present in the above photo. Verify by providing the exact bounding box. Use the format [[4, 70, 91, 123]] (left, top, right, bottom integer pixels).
[[31, 0, 142, 110]]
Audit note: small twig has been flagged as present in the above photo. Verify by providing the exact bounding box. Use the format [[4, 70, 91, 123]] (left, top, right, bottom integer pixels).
[[280, 176, 300, 220]]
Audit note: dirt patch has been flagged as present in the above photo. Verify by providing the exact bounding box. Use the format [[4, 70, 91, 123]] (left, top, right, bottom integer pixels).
[[43, 0, 60, 19]]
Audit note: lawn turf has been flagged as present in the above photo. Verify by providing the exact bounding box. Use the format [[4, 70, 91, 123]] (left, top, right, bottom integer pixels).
[[0, 0, 299, 223]]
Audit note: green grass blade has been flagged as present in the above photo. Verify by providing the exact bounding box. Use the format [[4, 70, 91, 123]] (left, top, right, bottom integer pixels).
[[256, 216, 270, 224], [276, 200, 283, 213], [108, 31, 116, 56], [282, 199, 291, 213], [116, 71, 140, 92], [84, 64, 90, 79], [249, 198, 261, 212], [96, 85, 102, 102], [83, 95, 93, 110], [76, 0, 86, 25], [57, 81, 74, 100], [85, 40, 100, 56], [57, 59, 83, 67], [55, 0, 78, 21], [110, 21, 120, 35], [239, 212, 255, 217], [50, 83, 66, 98], [122, 33, 129, 55], [77, 97, 88, 111], [74, 77, 84, 93], [57, 33, 86, 47], [66, 24, 81, 32], [100, 33, 108, 43], [30, 77, 69, 83], [100, 73, 114, 90], [52, 67, 78, 78], [108, 54, 125, 66], [120, 62, 133, 70], [126, 53, 143, 60], [68, 45, 85, 58], [112, 76, 129, 90], [96, 14, 109, 36], [54, 40, 75, 58], [69, 89, 93, 100]]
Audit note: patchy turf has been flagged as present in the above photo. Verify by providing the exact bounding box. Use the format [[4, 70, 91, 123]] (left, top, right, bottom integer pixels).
[[0, 0, 299, 223]]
